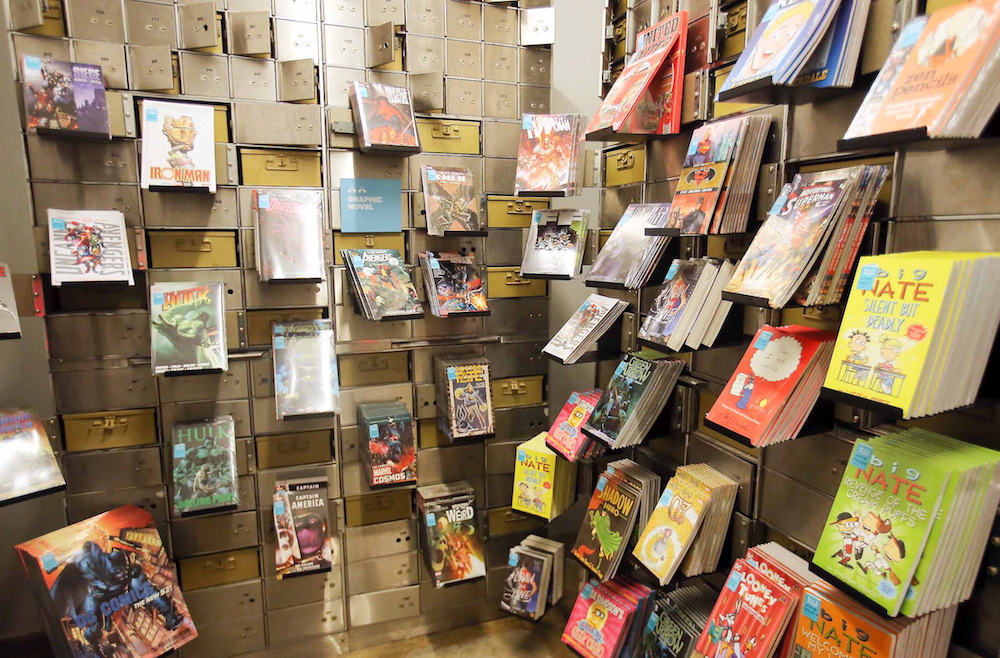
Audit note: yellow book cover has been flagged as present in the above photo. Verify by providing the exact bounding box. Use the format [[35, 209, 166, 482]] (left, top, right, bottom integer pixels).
[[512, 433, 557, 520], [632, 475, 710, 584], [823, 253, 957, 417]]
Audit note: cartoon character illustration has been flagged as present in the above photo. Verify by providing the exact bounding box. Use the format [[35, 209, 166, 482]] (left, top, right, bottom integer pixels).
[[585, 600, 609, 632], [691, 129, 714, 165], [588, 509, 624, 560], [648, 527, 674, 562], [731, 635, 757, 658], [26, 62, 76, 130], [829, 511, 861, 568], [152, 291, 223, 369], [842, 330, 871, 385], [862, 534, 906, 585], [916, 5, 988, 68], [430, 512, 484, 582], [161, 114, 198, 169], [517, 120, 575, 191], [517, 482, 533, 508], [708, 600, 741, 658], [853, 511, 892, 563], [365, 94, 417, 146], [293, 511, 331, 570], [735, 374, 755, 410], [63, 221, 105, 275], [871, 336, 903, 395], [745, 1, 816, 78], [454, 382, 489, 433]]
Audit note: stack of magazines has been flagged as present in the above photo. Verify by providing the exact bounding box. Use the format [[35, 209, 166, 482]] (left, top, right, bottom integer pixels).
[[543, 294, 629, 364], [584, 351, 685, 449], [417, 251, 488, 317], [512, 433, 577, 520], [639, 258, 738, 351], [586, 203, 673, 289], [272, 320, 341, 418], [501, 535, 564, 621], [665, 115, 770, 235], [343, 248, 423, 321], [544, 390, 606, 462], [562, 576, 655, 657], [638, 585, 715, 657], [723, 164, 889, 308], [520, 209, 590, 279], [515, 114, 585, 196], [434, 356, 495, 439]]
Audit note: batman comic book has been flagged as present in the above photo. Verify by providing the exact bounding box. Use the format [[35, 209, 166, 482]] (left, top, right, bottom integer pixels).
[[149, 282, 227, 375], [571, 471, 641, 581], [16, 505, 198, 658], [170, 416, 238, 517]]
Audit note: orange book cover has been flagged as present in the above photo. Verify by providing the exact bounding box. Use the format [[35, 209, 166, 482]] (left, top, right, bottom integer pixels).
[[791, 584, 896, 658]]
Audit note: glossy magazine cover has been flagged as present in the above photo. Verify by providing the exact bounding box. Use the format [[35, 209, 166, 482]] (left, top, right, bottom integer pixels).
[[22, 57, 110, 137], [150, 282, 227, 375], [273, 478, 334, 579], [272, 320, 341, 418], [422, 166, 481, 236], [253, 189, 325, 281], [0, 408, 64, 504], [140, 100, 216, 191]]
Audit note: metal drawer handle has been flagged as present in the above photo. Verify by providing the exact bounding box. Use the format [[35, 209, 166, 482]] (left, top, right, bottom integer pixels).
[[365, 497, 393, 511], [504, 272, 531, 285], [616, 152, 635, 170], [501, 380, 527, 395], [265, 155, 299, 171], [277, 437, 309, 453], [359, 357, 389, 372], [505, 200, 534, 214], [210, 556, 238, 571], [175, 238, 214, 253], [431, 125, 461, 139], [93, 415, 127, 430]]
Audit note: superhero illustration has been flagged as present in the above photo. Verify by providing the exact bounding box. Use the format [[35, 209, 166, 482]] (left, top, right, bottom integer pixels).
[[427, 255, 488, 316], [683, 119, 743, 168], [515, 115, 579, 193], [534, 223, 578, 252], [589, 371, 638, 441], [353, 251, 422, 319], [49, 211, 133, 286], [253, 190, 325, 281], [423, 166, 481, 235], [150, 283, 226, 373], [273, 478, 333, 579], [161, 113, 199, 170], [366, 416, 417, 486], [171, 416, 238, 516], [22, 58, 109, 135], [547, 300, 603, 352], [353, 82, 418, 149], [453, 381, 490, 435], [641, 260, 704, 341], [427, 502, 486, 585], [64, 222, 105, 275]]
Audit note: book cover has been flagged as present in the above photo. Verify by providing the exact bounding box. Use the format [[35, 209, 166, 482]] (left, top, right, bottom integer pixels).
[[633, 477, 709, 584], [48, 209, 134, 286], [272, 320, 341, 418], [791, 585, 897, 657], [365, 412, 417, 487], [253, 189, 325, 281], [422, 166, 481, 236], [515, 114, 580, 194], [572, 472, 639, 579], [445, 361, 494, 438], [345, 249, 423, 319], [15, 505, 198, 658], [811, 438, 949, 615], [585, 353, 655, 446], [618, 12, 688, 136], [501, 547, 546, 618], [640, 260, 707, 344], [140, 100, 216, 192], [587, 204, 672, 286], [340, 178, 403, 233], [22, 57, 110, 138], [512, 435, 558, 519], [639, 598, 698, 658], [668, 163, 731, 235], [522, 209, 589, 277], [424, 496, 487, 586], [170, 416, 239, 517], [562, 580, 632, 658], [350, 81, 420, 151], [544, 294, 624, 362], [0, 263, 20, 338], [273, 478, 333, 579], [0, 408, 64, 504], [546, 391, 602, 461], [792, 0, 863, 87], [421, 252, 488, 316], [150, 282, 227, 375]]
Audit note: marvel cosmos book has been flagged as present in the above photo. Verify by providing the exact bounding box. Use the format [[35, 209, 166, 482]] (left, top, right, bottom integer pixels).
[[150, 282, 228, 375], [417, 482, 487, 587], [358, 401, 417, 487], [343, 248, 423, 321], [418, 251, 489, 317], [170, 416, 239, 517], [16, 505, 198, 658], [47, 209, 134, 286], [435, 356, 495, 440], [0, 262, 21, 338], [252, 189, 325, 282], [349, 80, 420, 152], [21, 57, 110, 139], [140, 100, 216, 192], [273, 477, 334, 579], [272, 320, 341, 418], [514, 113, 584, 196], [421, 165, 482, 236], [0, 408, 65, 504], [520, 209, 590, 279]]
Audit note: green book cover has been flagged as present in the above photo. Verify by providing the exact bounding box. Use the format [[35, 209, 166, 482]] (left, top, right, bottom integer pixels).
[[812, 435, 950, 616]]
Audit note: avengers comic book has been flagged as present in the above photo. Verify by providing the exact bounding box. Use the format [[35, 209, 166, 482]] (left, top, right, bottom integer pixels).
[[15, 505, 198, 658], [252, 189, 325, 281], [170, 415, 239, 517], [515, 114, 582, 195], [149, 282, 228, 375], [140, 100, 216, 192], [273, 478, 334, 579], [272, 320, 341, 418], [421, 165, 482, 236], [418, 251, 488, 317], [0, 408, 64, 505], [350, 81, 420, 152], [48, 209, 134, 287], [21, 57, 110, 138], [343, 249, 423, 320]]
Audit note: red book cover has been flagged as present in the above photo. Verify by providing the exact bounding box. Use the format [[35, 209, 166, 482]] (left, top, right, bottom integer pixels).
[[696, 559, 795, 658], [705, 325, 833, 444], [546, 390, 602, 460], [746, 547, 807, 658], [562, 580, 633, 658]]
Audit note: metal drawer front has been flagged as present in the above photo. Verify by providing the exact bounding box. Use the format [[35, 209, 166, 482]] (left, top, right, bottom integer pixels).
[[142, 188, 237, 228], [178, 547, 261, 590], [183, 580, 264, 626], [147, 269, 244, 310], [278, 58, 317, 102], [446, 78, 483, 116], [180, 613, 266, 658], [27, 136, 138, 183], [48, 312, 150, 359], [179, 51, 230, 98], [600, 184, 644, 227], [482, 121, 520, 158], [63, 447, 163, 494], [519, 48, 551, 87], [243, 274, 328, 309], [125, 0, 177, 47], [366, 0, 405, 27], [485, 441, 518, 476], [519, 84, 550, 115], [417, 444, 486, 485], [264, 570, 343, 609], [487, 506, 545, 538], [340, 426, 361, 463], [345, 489, 413, 527], [419, 578, 486, 611], [494, 404, 548, 442], [484, 44, 517, 83], [446, 0, 481, 40], [339, 352, 409, 387], [349, 586, 420, 626], [172, 511, 259, 557], [486, 473, 513, 508], [239, 148, 322, 187], [334, 306, 412, 343], [759, 469, 831, 551], [160, 400, 252, 438], [325, 65, 367, 107], [416, 117, 482, 155], [324, 24, 366, 69], [255, 430, 333, 469], [787, 90, 868, 160], [67, 485, 168, 523], [765, 432, 852, 498], [158, 364, 250, 404], [342, 460, 374, 497], [13, 34, 71, 65], [324, 0, 365, 27], [484, 157, 517, 194], [71, 39, 128, 88], [483, 5, 518, 44], [232, 103, 322, 147], [348, 551, 419, 595], [62, 409, 157, 453], [484, 298, 548, 336], [345, 519, 417, 562], [485, 268, 547, 299], [147, 230, 238, 268], [447, 39, 483, 78], [53, 366, 156, 414], [177, 2, 218, 50], [485, 195, 550, 228], [228, 11, 271, 56], [251, 397, 336, 435], [483, 341, 546, 379], [32, 182, 140, 227], [273, 18, 320, 64], [406, 0, 445, 36], [275, 0, 318, 21], [405, 34, 445, 74]]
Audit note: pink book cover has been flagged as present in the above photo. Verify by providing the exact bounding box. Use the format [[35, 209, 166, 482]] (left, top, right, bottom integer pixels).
[[546, 390, 602, 460], [562, 580, 632, 658]]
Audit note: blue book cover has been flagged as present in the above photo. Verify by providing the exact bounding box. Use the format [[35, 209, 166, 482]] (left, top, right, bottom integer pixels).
[[340, 178, 402, 233], [501, 547, 547, 618], [794, 0, 863, 87]]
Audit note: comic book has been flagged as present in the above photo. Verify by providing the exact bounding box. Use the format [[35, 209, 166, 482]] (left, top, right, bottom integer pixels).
[[149, 282, 228, 375], [421, 166, 482, 236], [21, 57, 110, 139], [0, 263, 20, 338], [0, 408, 64, 504], [358, 401, 417, 487], [417, 482, 487, 587], [546, 390, 603, 462], [584, 353, 656, 447], [442, 358, 495, 439], [633, 475, 710, 586], [791, 584, 898, 658], [562, 578, 635, 658], [349, 80, 420, 152], [572, 471, 641, 581], [272, 320, 340, 418], [501, 546, 549, 620], [512, 433, 576, 521], [543, 294, 629, 363], [521, 209, 590, 278], [170, 416, 239, 517], [515, 114, 583, 196], [47, 209, 134, 286], [343, 249, 423, 320], [273, 477, 334, 579], [696, 559, 795, 658], [16, 505, 198, 658], [639, 259, 709, 346], [418, 251, 488, 317], [792, 0, 872, 88], [140, 100, 216, 191], [252, 189, 325, 281], [586, 203, 673, 288]]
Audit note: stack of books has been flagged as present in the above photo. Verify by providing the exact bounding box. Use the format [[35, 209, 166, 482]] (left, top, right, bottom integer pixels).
[[272, 477, 335, 579], [638, 584, 716, 657], [357, 401, 416, 488], [543, 293, 630, 364], [584, 351, 685, 449], [639, 258, 738, 351], [544, 390, 606, 462], [813, 430, 1000, 617], [562, 575, 656, 658], [520, 209, 590, 279], [514, 114, 585, 196], [343, 248, 423, 321], [665, 115, 771, 235], [434, 356, 495, 440], [844, 1, 1000, 144], [417, 251, 488, 317], [746, 542, 823, 658], [511, 432, 577, 521], [272, 320, 341, 418], [421, 165, 482, 236], [586, 203, 673, 289], [823, 251, 1000, 418], [349, 80, 420, 153], [633, 463, 739, 584], [417, 481, 486, 587], [572, 460, 660, 581], [252, 189, 325, 282], [723, 164, 889, 308], [707, 325, 836, 446], [500, 535, 564, 621]]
